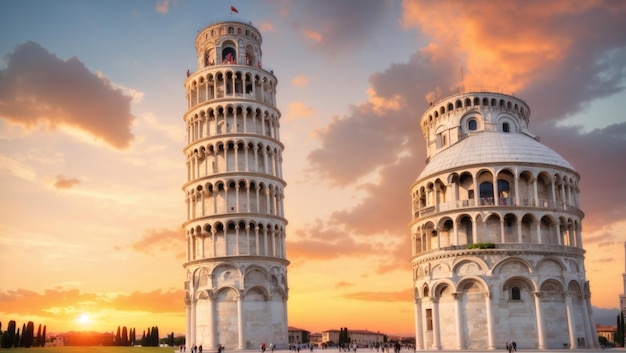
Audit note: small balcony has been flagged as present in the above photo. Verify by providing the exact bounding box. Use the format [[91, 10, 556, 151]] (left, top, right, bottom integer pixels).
[[414, 197, 581, 218]]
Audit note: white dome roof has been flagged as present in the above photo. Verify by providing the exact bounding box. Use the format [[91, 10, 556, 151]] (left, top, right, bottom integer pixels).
[[417, 132, 574, 180]]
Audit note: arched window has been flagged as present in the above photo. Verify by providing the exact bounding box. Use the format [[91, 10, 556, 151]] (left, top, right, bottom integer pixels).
[[468, 119, 477, 131], [511, 287, 521, 300], [503, 122, 510, 133], [480, 182, 494, 201], [498, 180, 510, 197]]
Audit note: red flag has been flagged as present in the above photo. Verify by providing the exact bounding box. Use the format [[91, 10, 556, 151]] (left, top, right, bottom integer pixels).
[[230, 5, 239, 13]]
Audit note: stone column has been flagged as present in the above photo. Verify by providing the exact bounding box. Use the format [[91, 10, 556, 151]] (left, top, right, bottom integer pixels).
[[564, 292, 578, 349], [581, 295, 598, 348], [484, 291, 495, 350], [191, 297, 197, 347], [533, 292, 546, 349], [186, 297, 192, 349], [237, 292, 245, 349], [414, 298, 424, 350], [453, 292, 464, 349], [208, 293, 216, 349], [432, 297, 442, 350]]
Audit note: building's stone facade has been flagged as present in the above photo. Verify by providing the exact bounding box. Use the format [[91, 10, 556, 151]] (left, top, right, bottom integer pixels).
[[321, 329, 385, 346], [182, 18, 289, 350], [410, 91, 598, 350]]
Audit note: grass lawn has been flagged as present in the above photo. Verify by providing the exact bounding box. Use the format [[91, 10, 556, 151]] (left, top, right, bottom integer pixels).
[[0, 347, 177, 353]]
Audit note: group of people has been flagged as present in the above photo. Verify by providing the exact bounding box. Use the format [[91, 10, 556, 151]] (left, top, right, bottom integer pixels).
[[260, 343, 275, 352], [179, 345, 203, 353], [505, 340, 517, 353]]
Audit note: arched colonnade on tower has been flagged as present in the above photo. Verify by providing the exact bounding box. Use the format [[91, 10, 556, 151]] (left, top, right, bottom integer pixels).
[[185, 219, 286, 261], [186, 139, 283, 181], [186, 69, 277, 109]]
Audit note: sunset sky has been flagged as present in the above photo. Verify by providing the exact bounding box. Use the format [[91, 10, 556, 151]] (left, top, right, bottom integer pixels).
[[1, 0, 625, 338]]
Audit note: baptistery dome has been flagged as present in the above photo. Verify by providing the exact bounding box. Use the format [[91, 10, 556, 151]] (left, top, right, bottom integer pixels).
[[417, 132, 574, 180]]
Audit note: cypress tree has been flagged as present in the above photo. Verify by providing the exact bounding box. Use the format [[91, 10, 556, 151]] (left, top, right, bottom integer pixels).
[[42, 325, 47, 347], [1, 320, 16, 348], [24, 321, 34, 348], [619, 312, 625, 347], [142, 329, 147, 346], [14, 327, 21, 348], [36, 324, 42, 347], [122, 326, 128, 346], [116, 326, 121, 346], [151, 326, 159, 346]]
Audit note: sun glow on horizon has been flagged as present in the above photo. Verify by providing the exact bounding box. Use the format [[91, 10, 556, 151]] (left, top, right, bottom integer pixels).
[[77, 313, 91, 325]]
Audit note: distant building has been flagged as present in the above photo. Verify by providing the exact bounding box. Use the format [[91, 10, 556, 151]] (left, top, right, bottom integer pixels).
[[45, 335, 64, 347], [309, 332, 323, 347], [288, 326, 310, 344], [321, 329, 385, 346], [410, 91, 599, 350], [596, 325, 616, 344]]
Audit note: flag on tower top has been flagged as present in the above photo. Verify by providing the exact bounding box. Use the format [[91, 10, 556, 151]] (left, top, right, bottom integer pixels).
[[231, 5, 239, 14]]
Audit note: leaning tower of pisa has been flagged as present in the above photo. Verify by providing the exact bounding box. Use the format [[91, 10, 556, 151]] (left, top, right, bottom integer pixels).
[[409, 91, 599, 350], [182, 18, 289, 350]]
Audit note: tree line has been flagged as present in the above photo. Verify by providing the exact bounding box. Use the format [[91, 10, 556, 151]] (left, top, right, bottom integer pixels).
[[0, 320, 46, 348], [0, 320, 169, 347]]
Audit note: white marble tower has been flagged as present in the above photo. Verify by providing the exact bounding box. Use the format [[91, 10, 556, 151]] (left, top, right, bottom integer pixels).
[[410, 91, 599, 350], [182, 18, 289, 350]]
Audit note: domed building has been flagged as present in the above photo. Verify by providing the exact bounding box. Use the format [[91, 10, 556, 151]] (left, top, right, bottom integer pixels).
[[182, 18, 289, 350], [409, 91, 599, 350]]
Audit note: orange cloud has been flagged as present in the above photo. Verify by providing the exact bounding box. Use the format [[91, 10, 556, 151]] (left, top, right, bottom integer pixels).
[[128, 228, 184, 259], [0, 42, 135, 149], [292, 75, 309, 87], [366, 87, 404, 114], [53, 174, 81, 190], [258, 22, 275, 33], [304, 30, 322, 43], [334, 281, 354, 289], [401, 0, 621, 95], [155, 0, 170, 14], [285, 101, 314, 122]]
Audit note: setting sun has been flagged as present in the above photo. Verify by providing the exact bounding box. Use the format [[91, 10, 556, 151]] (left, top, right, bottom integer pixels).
[[77, 313, 90, 325]]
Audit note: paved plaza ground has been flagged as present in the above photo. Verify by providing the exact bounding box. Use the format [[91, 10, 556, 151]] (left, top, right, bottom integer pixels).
[[207, 348, 626, 353]]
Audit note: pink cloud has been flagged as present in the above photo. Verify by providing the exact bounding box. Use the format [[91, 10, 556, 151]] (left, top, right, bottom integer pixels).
[[53, 175, 81, 190]]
